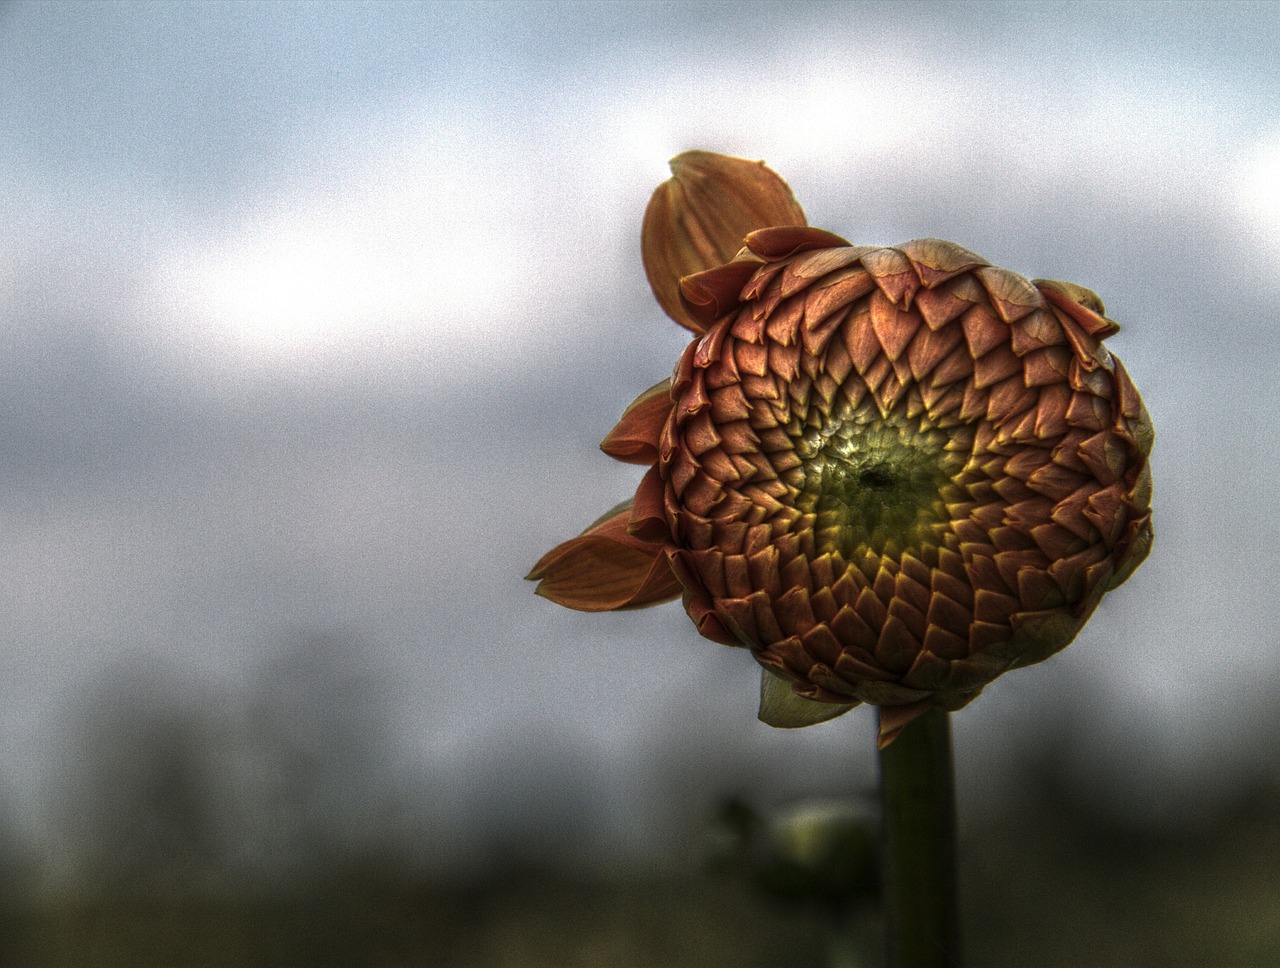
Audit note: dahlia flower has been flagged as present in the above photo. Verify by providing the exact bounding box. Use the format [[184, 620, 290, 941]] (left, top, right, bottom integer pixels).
[[529, 151, 1153, 747]]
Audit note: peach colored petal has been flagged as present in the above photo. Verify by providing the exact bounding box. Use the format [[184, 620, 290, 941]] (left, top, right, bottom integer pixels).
[[600, 379, 673, 465], [679, 258, 763, 330], [527, 504, 681, 611], [628, 464, 670, 543], [744, 225, 851, 260], [1036, 280, 1120, 337], [643, 151, 806, 334]]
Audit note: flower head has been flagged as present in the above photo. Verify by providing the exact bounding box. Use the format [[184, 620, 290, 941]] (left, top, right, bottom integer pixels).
[[530, 152, 1153, 746]]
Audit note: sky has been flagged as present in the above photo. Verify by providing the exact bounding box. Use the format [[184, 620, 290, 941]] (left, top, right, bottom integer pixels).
[[1, 0, 1279, 878]]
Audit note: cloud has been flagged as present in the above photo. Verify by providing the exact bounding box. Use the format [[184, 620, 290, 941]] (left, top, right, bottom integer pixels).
[[6, 0, 1275, 396]]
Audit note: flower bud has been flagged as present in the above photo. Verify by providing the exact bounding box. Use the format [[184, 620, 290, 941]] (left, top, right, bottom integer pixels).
[[533, 152, 1154, 749]]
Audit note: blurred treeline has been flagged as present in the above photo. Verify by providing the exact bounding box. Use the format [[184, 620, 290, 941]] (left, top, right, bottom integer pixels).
[[2, 635, 1277, 968]]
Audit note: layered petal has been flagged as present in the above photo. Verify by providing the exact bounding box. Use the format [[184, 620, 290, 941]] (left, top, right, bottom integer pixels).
[[657, 232, 1154, 739], [642, 151, 806, 334], [601, 379, 674, 465], [531, 150, 1153, 747], [527, 501, 682, 611]]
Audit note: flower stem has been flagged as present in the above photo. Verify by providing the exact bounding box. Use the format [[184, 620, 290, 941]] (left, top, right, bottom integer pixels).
[[878, 707, 961, 968]]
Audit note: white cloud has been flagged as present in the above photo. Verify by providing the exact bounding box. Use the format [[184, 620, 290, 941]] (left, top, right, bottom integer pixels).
[[1234, 131, 1280, 258], [154, 122, 539, 371], [8, 34, 1268, 389]]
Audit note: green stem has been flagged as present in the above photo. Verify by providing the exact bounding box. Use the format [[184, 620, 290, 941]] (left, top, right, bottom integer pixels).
[[878, 707, 961, 968]]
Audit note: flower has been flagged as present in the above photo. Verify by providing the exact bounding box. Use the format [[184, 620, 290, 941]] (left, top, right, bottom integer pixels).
[[529, 151, 1153, 747]]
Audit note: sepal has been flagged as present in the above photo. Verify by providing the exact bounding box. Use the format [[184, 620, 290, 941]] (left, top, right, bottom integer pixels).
[[759, 668, 857, 728]]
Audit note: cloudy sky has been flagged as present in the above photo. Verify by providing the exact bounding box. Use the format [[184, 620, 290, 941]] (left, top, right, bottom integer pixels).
[[2, 0, 1278, 867]]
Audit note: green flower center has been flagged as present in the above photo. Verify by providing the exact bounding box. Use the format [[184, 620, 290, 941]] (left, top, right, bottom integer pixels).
[[794, 406, 967, 559]]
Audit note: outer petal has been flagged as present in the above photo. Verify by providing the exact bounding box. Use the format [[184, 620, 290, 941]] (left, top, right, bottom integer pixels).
[[600, 379, 674, 465], [628, 464, 671, 543], [1035, 280, 1120, 338], [1108, 513, 1152, 590], [743, 225, 853, 261], [679, 256, 764, 330], [643, 151, 806, 334], [527, 502, 682, 611]]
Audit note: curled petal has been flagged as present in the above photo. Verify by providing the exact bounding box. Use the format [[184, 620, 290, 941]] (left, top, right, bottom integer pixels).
[[679, 256, 764, 329], [668, 551, 741, 645], [527, 502, 682, 611], [601, 379, 674, 465], [628, 464, 671, 542], [1034, 278, 1105, 314], [744, 225, 852, 261], [643, 151, 806, 333], [1036, 280, 1120, 338]]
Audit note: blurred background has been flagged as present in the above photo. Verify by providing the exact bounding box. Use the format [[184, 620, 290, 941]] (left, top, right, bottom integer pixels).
[[1, 1, 1278, 965]]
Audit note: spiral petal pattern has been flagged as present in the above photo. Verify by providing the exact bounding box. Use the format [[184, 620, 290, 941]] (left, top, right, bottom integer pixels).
[[658, 231, 1153, 724], [530, 152, 1154, 746]]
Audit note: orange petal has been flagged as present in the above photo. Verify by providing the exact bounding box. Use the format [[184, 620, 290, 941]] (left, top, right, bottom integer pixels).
[[1036, 280, 1120, 338], [681, 585, 740, 646], [628, 464, 670, 542], [679, 257, 762, 329], [528, 503, 682, 611], [600, 379, 674, 465], [744, 225, 851, 261], [642, 151, 806, 333]]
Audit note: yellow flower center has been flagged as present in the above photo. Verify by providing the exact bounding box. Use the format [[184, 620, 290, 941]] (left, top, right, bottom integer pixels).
[[794, 403, 968, 560]]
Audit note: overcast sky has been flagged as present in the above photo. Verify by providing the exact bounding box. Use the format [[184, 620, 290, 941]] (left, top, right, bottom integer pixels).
[[2, 0, 1278, 864]]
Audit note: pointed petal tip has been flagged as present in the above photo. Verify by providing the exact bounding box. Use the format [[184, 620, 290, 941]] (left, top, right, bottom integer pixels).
[[743, 225, 851, 260], [666, 149, 716, 176], [876, 727, 902, 751], [1035, 279, 1120, 338]]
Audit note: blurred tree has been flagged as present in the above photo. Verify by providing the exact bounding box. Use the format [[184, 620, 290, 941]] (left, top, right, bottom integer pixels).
[[227, 631, 409, 889], [49, 661, 227, 898]]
